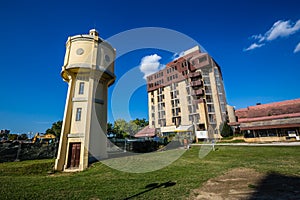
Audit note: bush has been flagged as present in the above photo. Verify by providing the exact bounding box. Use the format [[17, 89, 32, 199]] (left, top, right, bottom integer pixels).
[[220, 122, 233, 138]]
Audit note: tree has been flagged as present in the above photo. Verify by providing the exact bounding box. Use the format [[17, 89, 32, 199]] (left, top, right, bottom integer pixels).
[[132, 118, 149, 128], [8, 134, 18, 141], [107, 122, 114, 133], [220, 121, 233, 138], [46, 120, 63, 137], [18, 133, 28, 140], [0, 130, 9, 138], [127, 120, 139, 136], [109, 118, 149, 138], [113, 119, 128, 138]]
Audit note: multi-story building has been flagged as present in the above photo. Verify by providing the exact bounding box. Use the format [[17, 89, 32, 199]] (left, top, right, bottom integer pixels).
[[146, 46, 234, 139]]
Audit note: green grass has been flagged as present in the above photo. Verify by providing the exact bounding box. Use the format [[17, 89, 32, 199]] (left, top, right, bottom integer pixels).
[[0, 146, 300, 199]]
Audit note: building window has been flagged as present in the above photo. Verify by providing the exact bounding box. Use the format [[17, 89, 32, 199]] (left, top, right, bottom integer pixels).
[[75, 108, 82, 121], [79, 82, 84, 94], [207, 104, 215, 112], [198, 56, 207, 63], [209, 114, 215, 123], [186, 87, 190, 95], [187, 96, 191, 104], [188, 105, 192, 113], [206, 95, 213, 103]]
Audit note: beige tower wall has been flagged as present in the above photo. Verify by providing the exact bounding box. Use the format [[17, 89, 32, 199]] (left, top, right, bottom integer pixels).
[[88, 79, 108, 162], [227, 105, 236, 123], [209, 66, 221, 134], [68, 41, 94, 65], [55, 78, 75, 171], [153, 90, 158, 128], [164, 85, 172, 127], [55, 30, 115, 172], [148, 92, 153, 128], [178, 81, 189, 125], [198, 102, 208, 129]]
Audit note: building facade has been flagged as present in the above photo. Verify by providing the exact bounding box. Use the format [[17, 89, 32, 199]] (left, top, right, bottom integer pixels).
[[55, 29, 115, 171], [147, 46, 233, 139], [231, 99, 300, 142]]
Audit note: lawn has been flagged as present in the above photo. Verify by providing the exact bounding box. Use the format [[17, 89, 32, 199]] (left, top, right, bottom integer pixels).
[[0, 146, 299, 199]]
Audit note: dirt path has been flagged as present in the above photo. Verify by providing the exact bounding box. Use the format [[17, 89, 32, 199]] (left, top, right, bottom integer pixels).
[[188, 168, 300, 200]]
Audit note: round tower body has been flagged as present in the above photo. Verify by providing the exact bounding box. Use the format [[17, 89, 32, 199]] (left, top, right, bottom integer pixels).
[[55, 30, 115, 172]]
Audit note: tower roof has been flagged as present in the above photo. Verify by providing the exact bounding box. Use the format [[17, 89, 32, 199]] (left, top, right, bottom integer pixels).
[[89, 29, 99, 36]]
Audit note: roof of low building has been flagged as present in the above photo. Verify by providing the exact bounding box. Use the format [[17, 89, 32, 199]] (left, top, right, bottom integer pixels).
[[236, 98, 300, 120], [233, 98, 300, 130], [135, 126, 156, 137]]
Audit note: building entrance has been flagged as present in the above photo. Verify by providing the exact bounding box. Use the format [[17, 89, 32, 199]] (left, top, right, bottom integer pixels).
[[68, 143, 81, 168]]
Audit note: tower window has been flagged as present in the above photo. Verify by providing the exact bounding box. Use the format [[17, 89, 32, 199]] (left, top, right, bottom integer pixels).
[[79, 82, 84, 94], [75, 108, 82, 121]]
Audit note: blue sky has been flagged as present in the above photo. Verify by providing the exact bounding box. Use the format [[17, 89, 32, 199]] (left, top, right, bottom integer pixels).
[[0, 0, 300, 133]]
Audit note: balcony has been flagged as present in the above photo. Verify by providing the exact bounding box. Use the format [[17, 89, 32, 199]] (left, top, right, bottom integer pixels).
[[188, 71, 201, 78], [190, 80, 202, 87], [192, 88, 204, 96], [193, 98, 205, 104], [188, 64, 196, 72]]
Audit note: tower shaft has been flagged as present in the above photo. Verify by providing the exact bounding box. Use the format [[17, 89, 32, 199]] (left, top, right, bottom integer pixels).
[[55, 29, 115, 171]]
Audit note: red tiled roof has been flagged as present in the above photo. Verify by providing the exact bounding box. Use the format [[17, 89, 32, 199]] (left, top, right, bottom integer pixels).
[[236, 98, 300, 119], [135, 126, 156, 137], [233, 99, 300, 130], [238, 113, 300, 123]]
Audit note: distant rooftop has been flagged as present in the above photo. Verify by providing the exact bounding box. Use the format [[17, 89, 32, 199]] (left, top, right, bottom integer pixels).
[[183, 46, 201, 55], [236, 98, 300, 119]]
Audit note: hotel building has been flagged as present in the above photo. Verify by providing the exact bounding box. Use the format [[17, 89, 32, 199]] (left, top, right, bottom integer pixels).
[[146, 46, 234, 139]]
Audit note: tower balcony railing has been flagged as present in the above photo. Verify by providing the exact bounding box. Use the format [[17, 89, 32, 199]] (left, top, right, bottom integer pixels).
[[190, 80, 202, 87], [191, 88, 204, 96], [192, 98, 205, 104], [188, 71, 201, 78], [188, 64, 196, 72]]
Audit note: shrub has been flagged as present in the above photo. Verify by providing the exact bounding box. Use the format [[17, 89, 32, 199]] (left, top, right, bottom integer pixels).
[[220, 122, 233, 138]]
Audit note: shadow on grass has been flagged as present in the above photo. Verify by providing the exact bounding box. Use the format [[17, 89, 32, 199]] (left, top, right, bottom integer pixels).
[[250, 172, 300, 199], [124, 181, 176, 200]]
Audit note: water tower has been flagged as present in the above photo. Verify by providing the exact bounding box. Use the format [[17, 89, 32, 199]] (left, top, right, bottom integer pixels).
[[55, 29, 115, 171]]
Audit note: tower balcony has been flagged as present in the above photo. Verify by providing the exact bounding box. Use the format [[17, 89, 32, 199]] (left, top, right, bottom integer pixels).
[[188, 64, 196, 72], [192, 88, 204, 96], [193, 98, 205, 104], [188, 71, 201, 78], [190, 80, 202, 87]]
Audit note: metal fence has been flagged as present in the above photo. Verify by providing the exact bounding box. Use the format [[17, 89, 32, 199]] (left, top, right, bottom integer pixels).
[[0, 141, 58, 162]]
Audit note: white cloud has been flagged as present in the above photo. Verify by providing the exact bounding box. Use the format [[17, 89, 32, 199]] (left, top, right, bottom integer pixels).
[[294, 42, 300, 53], [251, 34, 264, 41], [265, 19, 300, 41], [244, 19, 300, 52], [139, 54, 165, 80], [243, 43, 265, 51]]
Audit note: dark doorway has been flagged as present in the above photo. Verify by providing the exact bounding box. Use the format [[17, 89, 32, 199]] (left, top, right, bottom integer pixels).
[[67, 143, 81, 168]]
